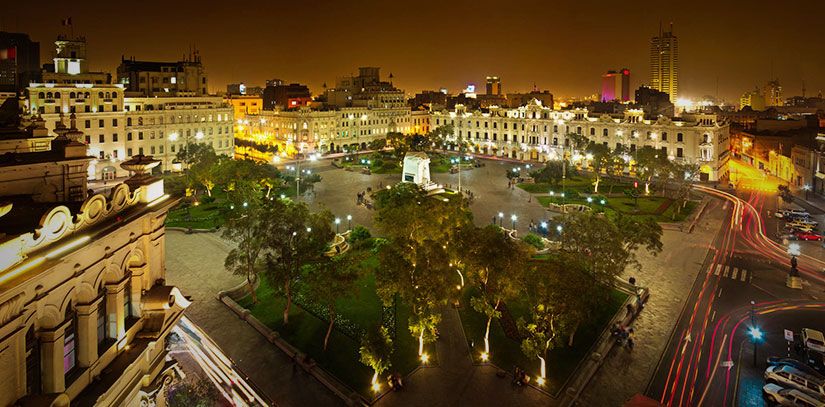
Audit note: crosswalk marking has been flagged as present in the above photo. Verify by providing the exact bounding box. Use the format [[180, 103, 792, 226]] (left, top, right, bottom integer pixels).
[[710, 264, 749, 283], [723, 266, 730, 278], [715, 264, 722, 276], [731, 267, 739, 280], [740, 269, 748, 282]]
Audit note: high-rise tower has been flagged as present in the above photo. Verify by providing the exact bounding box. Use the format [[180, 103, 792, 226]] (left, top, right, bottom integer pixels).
[[650, 23, 678, 102]]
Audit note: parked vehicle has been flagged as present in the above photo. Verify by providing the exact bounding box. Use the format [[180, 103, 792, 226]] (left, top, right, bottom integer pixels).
[[796, 231, 824, 241], [767, 357, 825, 379], [804, 329, 825, 353], [763, 383, 825, 406], [789, 219, 820, 228], [765, 365, 825, 397], [787, 223, 817, 233], [776, 209, 812, 219]]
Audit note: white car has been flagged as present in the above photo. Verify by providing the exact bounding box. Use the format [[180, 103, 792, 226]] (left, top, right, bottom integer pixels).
[[777, 209, 812, 219], [765, 365, 825, 397], [804, 329, 825, 354], [763, 383, 825, 406]]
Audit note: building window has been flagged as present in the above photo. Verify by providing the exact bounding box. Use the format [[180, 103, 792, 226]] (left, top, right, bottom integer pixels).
[[603, 128, 608, 137], [127, 133, 132, 141], [677, 147, 683, 158], [85, 120, 91, 128], [150, 146, 156, 154], [63, 307, 77, 375], [127, 148, 133, 156], [677, 133, 683, 142], [25, 327, 40, 395], [113, 133, 118, 142], [138, 132, 144, 140], [590, 128, 595, 136], [98, 119, 104, 127], [97, 293, 107, 351], [99, 134, 105, 143], [661, 132, 668, 141]]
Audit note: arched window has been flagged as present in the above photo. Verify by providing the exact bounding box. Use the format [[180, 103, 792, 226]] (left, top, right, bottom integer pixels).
[[98, 92, 104, 98], [84, 92, 90, 98], [46, 92, 53, 99], [63, 306, 78, 376], [70, 92, 76, 99], [25, 326, 40, 395], [105, 92, 111, 99], [97, 286, 108, 352], [54, 92, 61, 99], [590, 128, 595, 136], [603, 128, 608, 137], [38, 92, 44, 98]]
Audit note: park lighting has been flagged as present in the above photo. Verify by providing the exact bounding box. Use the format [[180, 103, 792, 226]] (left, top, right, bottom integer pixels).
[[420, 353, 430, 364], [347, 214, 352, 230], [480, 352, 489, 362], [600, 199, 606, 205], [540, 221, 547, 229], [549, 191, 555, 196], [585, 153, 593, 161], [536, 376, 546, 386], [272, 156, 281, 163], [511, 214, 518, 229], [280, 194, 286, 199], [242, 202, 248, 208], [586, 197, 593, 203], [306, 227, 312, 233], [334, 218, 340, 233], [556, 225, 563, 233], [371, 381, 381, 393]]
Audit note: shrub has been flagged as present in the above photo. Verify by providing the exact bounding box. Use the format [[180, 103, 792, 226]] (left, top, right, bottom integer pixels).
[[372, 158, 384, 168], [200, 195, 216, 204], [348, 225, 372, 244], [522, 233, 545, 250]]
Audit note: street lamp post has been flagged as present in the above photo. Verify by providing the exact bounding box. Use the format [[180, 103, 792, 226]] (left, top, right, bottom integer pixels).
[[498, 212, 504, 227], [802, 184, 811, 200], [347, 214, 352, 231], [335, 218, 340, 234], [748, 300, 762, 367], [511, 214, 517, 230]]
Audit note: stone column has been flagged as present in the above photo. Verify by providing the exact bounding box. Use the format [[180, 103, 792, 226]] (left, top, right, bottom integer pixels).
[[75, 298, 102, 367], [38, 326, 66, 394], [106, 282, 126, 340]]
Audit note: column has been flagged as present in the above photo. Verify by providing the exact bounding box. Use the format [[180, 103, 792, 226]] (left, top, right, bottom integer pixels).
[[129, 265, 148, 319], [38, 326, 66, 394], [75, 298, 102, 367]]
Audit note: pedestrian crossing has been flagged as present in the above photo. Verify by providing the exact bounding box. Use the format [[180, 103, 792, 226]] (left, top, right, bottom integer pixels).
[[709, 264, 750, 283]]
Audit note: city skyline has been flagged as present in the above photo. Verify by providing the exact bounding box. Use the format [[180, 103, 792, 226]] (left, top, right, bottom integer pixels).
[[4, 0, 825, 101]]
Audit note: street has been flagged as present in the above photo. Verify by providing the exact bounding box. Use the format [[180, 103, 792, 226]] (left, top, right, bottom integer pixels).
[[647, 161, 825, 407]]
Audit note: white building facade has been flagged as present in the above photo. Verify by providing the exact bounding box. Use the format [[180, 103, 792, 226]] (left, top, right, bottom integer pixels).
[[25, 84, 234, 179], [430, 100, 730, 180]]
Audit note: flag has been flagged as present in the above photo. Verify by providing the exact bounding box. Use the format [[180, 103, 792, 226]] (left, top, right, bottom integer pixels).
[[62, 17, 72, 26], [0, 47, 16, 60]]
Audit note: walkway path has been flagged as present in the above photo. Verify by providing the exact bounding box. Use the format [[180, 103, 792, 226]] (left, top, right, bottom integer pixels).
[[575, 199, 727, 406], [165, 231, 343, 407], [375, 306, 552, 406]]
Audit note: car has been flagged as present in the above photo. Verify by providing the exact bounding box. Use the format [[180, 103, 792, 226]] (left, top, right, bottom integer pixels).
[[763, 383, 825, 406], [787, 223, 817, 233], [767, 357, 825, 379], [804, 329, 825, 353], [789, 219, 820, 228], [797, 231, 824, 241], [765, 365, 825, 397], [777, 209, 812, 219]]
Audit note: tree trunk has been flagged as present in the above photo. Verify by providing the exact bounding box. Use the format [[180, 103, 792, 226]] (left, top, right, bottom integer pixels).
[[283, 280, 291, 324], [568, 321, 580, 347], [206, 186, 213, 197], [248, 275, 257, 304], [594, 176, 600, 194], [418, 329, 424, 355], [324, 305, 335, 351], [484, 315, 493, 354]]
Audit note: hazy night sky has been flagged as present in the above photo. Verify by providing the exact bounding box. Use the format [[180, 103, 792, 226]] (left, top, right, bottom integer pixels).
[[4, 0, 825, 102]]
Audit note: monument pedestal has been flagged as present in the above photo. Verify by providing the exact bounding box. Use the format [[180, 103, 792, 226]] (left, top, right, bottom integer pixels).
[[786, 275, 802, 289]]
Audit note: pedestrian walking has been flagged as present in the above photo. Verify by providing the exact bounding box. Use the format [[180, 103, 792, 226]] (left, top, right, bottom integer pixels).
[[626, 337, 635, 350]]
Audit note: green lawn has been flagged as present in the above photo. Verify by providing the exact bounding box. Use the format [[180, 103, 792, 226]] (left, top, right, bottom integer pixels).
[[537, 193, 696, 223], [458, 288, 628, 396], [237, 255, 420, 398], [518, 177, 634, 195], [166, 190, 228, 229]]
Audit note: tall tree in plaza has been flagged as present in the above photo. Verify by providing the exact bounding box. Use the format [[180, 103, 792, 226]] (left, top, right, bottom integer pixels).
[[559, 211, 662, 281], [386, 132, 409, 159], [359, 326, 393, 390], [303, 251, 363, 351], [587, 142, 612, 193], [669, 161, 700, 216], [461, 225, 530, 357], [606, 145, 630, 194], [219, 158, 282, 199], [176, 142, 217, 170], [373, 183, 472, 354], [635, 146, 669, 195], [566, 132, 590, 154], [261, 200, 335, 324], [428, 124, 456, 151], [222, 202, 266, 304], [186, 146, 220, 196]]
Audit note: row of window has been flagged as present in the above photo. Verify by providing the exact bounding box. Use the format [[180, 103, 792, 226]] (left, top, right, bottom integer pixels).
[[37, 91, 120, 100]]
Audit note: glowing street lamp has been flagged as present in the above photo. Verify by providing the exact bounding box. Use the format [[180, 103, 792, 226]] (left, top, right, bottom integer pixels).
[[498, 212, 504, 226], [511, 214, 517, 230], [347, 214, 352, 230], [334, 218, 341, 233]]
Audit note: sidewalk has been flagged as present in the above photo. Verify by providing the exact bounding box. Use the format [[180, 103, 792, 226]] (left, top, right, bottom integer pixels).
[[574, 199, 727, 406], [165, 231, 343, 407]]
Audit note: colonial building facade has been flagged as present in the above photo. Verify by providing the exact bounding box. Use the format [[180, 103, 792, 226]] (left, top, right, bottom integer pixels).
[[430, 100, 730, 180], [24, 85, 234, 179], [235, 106, 429, 160], [0, 125, 185, 406]]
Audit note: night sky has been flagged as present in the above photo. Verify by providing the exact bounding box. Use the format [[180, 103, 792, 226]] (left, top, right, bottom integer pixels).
[[4, 0, 825, 101]]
